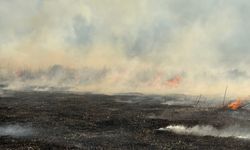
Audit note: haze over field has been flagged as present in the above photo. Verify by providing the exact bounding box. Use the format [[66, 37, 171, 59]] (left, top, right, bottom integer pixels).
[[0, 0, 250, 96]]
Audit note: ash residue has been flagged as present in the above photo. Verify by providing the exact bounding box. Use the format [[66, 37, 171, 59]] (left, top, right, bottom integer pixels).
[[0, 91, 250, 149]]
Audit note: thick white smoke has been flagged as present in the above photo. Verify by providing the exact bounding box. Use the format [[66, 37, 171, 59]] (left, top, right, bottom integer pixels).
[[0, 125, 34, 137], [1, 0, 250, 96], [159, 125, 250, 139]]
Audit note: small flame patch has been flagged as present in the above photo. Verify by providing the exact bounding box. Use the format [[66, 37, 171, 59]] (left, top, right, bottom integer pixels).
[[166, 75, 182, 88], [228, 98, 242, 110]]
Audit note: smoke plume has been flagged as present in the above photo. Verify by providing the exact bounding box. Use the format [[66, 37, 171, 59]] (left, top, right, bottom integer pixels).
[[1, 0, 250, 96], [0, 125, 34, 137], [159, 125, 250, 139]]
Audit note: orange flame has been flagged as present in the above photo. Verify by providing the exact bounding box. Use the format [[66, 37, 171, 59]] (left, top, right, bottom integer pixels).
[[147, 74, 182, 89], [166, 75, 182, 88], [228, 98, 242, 110]]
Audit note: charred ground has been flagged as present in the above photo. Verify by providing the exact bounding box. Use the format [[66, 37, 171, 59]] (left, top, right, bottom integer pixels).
[[0, 91, 250, 149]]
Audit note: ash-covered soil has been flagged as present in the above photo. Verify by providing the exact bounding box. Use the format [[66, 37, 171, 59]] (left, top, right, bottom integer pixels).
[[0, 91, 250, 149]]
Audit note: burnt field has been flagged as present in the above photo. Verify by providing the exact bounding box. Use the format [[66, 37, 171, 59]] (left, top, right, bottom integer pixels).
[[0, 91, 250, 149]]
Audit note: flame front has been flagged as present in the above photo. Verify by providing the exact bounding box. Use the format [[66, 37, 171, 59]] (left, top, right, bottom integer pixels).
[[228, 98, 242, 110]]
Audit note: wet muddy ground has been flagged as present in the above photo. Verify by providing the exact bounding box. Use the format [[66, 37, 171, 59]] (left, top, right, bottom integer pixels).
[[0, 91, 250, 149]]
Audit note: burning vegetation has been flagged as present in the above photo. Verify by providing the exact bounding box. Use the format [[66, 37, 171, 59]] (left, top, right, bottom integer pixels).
[[166, 75, 182, 88], [227, 98, 243, 111], [148, 74, 182, 89]]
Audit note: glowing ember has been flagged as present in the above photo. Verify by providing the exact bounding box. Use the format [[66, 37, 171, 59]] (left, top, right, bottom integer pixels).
[[228, 98, 242, 110]]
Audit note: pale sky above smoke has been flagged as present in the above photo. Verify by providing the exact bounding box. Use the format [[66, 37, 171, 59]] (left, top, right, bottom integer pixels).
[[0, 0, 250, 96]]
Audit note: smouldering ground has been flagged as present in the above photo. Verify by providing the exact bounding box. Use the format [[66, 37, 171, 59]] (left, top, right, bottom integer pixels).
[[0, 91, 250, 149]]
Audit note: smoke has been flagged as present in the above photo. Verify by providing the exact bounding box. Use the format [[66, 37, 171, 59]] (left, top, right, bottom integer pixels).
[[1, 0, 250, 96], [0, 125, 34, 137], [159, 125, 250, 139]]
